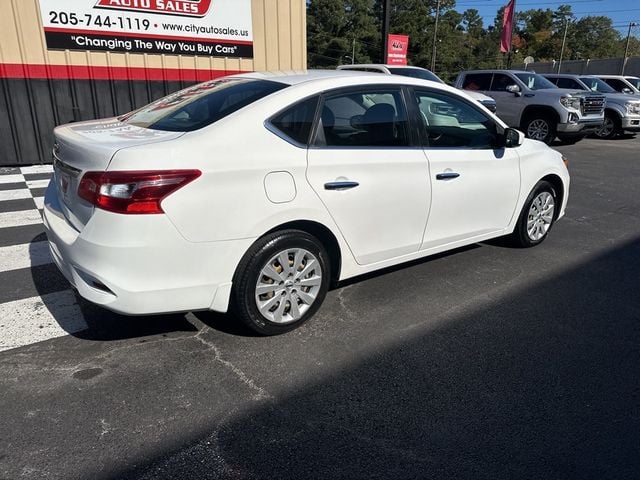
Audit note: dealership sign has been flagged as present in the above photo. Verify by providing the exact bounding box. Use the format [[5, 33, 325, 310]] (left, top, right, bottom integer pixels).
[[386, 34, 409, 65], [37, 0, 253, 57]]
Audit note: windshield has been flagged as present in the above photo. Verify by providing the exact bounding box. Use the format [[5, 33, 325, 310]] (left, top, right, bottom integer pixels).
[[121, 79, 287, 132], [514, 73, 557, 90], [579, 77, 615, 93], [388, 67, 444, 83], [624, 77, 640, 91]]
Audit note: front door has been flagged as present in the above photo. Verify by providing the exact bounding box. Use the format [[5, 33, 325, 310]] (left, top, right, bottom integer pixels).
[[411, 88, 521, 249]]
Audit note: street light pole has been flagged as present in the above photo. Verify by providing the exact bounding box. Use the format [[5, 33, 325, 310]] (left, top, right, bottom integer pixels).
[[557, 20, 568, 74], [382, 0, 390, 63], [352, 38, 356, 64], [622, 21, 638, 75], [431, 0, 441, 72]]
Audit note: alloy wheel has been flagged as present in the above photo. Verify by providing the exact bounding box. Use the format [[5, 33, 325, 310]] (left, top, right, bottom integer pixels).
[[527, 119, 550, 141], [595, 117, 615, 138]]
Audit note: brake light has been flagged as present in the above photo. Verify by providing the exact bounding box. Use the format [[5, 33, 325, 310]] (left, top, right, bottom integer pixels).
[[78, 170, 201, 214]]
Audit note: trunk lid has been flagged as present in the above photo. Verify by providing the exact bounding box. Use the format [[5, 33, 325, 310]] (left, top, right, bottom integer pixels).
[[52, 118, 184, 231]]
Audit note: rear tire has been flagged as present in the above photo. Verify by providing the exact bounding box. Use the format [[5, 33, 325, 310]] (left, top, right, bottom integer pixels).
[[231, 230, 330, 335], [508, 181, 557, 248], [523, 114, 556, 145]]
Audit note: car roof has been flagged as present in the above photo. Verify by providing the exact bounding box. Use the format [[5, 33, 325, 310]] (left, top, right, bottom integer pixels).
[[227, 69, 379, 85], [543, 74, 597, 78], [460, 69, 530, 74], [339, 64, 427, 70]]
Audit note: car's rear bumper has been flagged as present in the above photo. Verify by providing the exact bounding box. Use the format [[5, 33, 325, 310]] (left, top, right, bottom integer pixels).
[[43, 182, 251, 315]]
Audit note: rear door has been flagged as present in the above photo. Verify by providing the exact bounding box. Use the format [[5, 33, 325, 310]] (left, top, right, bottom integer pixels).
[[411, 88, 521, 248], [306, 86, 431, 265]]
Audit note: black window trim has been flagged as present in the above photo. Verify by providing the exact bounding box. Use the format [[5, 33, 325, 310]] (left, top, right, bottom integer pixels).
[[308, 84, 422, 150], [264, 94, 322, 149], [410, 86, 505, 150]]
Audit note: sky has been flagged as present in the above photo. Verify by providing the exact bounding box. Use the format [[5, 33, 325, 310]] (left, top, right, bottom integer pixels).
[[455, 0, 640, 36]]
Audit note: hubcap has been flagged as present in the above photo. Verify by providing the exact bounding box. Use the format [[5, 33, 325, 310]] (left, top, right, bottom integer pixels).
[[595, 117, 614, 137], [527, 191, 555, 241], [255, 248, 322, 324], [527, 119, 550, 141]]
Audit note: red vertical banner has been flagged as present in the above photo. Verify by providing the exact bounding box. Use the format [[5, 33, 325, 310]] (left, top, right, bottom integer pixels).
[[500, 0, 515, 53], [387, 34, 409, 65]]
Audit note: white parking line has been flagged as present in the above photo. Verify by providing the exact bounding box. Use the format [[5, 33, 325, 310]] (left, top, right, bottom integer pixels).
[[0, 189, 32, 201], [0, 291, 87, 352], [0, 210, 42, 228], [0, 175, 24, 184], [20, 165, 54, 175], [33, 197, 45, 210], [25, 179, 50, 189], [0, 241, 52, 272]]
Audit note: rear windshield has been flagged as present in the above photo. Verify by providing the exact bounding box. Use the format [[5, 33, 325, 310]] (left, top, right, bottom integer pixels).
[[388, 67, 444, 83], [121, 79, 287, 132]]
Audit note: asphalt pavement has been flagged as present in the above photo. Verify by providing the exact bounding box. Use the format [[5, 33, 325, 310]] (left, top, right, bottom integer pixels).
[[1, 136, 639, 479]]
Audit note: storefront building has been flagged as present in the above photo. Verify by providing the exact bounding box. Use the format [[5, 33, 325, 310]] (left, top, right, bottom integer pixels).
[[0, 0, 307, 165]]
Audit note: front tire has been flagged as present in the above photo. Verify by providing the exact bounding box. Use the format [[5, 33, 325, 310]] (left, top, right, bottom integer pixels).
[[509, 181, 557, 248], [594, 112, 620, 139], [523, 114, 556, 145], [231, 230, 330, 335]]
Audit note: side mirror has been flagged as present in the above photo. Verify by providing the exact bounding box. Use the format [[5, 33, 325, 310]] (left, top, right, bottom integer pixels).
[[622, 87, 633, 94], [506, 84, 522, 96], [505, 128, 524, 148]]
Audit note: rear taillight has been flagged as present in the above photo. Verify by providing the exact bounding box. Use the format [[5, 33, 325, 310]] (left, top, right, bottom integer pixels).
[[78, 170, 201, 214]]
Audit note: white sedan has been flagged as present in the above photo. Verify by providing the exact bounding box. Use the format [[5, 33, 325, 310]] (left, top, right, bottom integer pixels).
[[44, 70, 569, 335]]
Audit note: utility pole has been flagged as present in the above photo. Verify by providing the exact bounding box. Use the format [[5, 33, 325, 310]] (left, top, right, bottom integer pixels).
[[557, 20, 568, 74], [431, 0, 441, 72], [352, 38, 356, 64], [382, 0, 390, 64], [622, 21, 638, 75]]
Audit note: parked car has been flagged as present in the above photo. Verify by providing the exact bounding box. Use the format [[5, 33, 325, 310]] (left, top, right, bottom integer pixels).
[[44, 70, 569, 335], [597, 75, 640, 95], [455, 69, 605, 145], [337, 64, 498, 113], [543, 74, 640, 139]]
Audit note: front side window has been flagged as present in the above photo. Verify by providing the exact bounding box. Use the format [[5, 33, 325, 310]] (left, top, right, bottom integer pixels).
[[414, 90, 498, 149], [490, 73, 517, 92], [624, 77, 640, 91], [462, 73, 492, 91], [514, 73, 556, 91], [121, 79, 287, 132], [556, 78, 584, 90], [269, 96, 319, 145], [315, 89, 410, 147], [602, 78, 628, 92], [579, 77, 615, 93]]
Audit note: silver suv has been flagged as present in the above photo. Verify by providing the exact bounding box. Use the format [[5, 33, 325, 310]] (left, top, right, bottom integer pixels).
[[544, 74, 640, 139], [337, 64, 498, 113], [455, 70, 605, 144]]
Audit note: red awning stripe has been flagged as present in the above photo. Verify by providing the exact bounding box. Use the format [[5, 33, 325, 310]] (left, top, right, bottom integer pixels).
[[0, 63, 247, 81]]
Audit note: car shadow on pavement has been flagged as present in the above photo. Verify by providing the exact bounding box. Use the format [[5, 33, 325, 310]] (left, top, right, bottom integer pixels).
[[101, 236, 640, 480]]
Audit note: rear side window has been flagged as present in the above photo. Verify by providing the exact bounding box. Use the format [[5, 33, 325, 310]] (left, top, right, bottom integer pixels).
[[462, 73, 492, 91], [269, 96, 320, 146], [121, 79, 287, 132]]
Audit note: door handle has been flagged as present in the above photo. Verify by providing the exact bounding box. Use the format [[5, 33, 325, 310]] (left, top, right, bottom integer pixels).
[[324, 181, 359, 190], [436, 172, 460, 180]]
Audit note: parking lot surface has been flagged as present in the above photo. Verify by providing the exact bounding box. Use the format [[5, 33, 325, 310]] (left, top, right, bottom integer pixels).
[[1, 136, 639, 479]]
